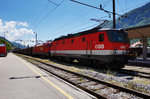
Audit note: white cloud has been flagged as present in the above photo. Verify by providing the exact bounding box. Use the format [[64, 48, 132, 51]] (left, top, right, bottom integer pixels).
[[0, 19, 3, 26], [19, 28, 34, 35], [5, 21, 17, 29], [0, 19, 34, 46], [18, 22, 28, 27]]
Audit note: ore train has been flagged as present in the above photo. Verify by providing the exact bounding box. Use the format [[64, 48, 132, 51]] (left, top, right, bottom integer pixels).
[[14, 28, 130, 69], [0, 44, 7, 57]]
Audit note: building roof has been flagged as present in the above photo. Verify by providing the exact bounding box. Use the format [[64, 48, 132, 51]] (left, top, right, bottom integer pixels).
[[125, 24, 150, 39]]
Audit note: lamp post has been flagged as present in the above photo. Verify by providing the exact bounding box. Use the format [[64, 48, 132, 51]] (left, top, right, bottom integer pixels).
[[34, 32, 37, 46], [4, 31, 8, 45]]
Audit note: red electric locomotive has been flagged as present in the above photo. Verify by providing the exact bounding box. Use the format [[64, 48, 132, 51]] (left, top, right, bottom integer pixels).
[[0, 44, 7, 57], [50, 28, 130, 69], [32, 42, 51, 57]]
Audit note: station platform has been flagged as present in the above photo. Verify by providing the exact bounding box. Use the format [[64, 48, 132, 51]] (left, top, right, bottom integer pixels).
[[128, 58, 150, 67], [0, 53, 95, 99]]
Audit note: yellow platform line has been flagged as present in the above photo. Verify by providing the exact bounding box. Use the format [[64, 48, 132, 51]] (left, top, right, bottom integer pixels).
[[20, 59, 73, 99]]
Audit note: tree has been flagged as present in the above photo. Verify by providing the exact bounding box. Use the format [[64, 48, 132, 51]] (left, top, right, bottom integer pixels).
[[0, 39, 12, 51]]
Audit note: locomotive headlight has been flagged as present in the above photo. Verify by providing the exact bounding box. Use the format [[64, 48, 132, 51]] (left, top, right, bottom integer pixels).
[[114, 48, 118, 54]]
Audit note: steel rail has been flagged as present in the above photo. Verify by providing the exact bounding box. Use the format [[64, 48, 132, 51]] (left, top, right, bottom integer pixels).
[[120, 69, 150, 79]]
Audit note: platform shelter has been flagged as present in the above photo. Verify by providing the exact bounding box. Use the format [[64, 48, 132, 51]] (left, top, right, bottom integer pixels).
[[126, 24, 150, 60]]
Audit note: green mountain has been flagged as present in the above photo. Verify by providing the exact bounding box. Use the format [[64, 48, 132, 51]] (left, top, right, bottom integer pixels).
[[0, 36, 25, 51], [11, 42, 26, 49], [102, 2, 150, 28], [101, 2, 150, 45]]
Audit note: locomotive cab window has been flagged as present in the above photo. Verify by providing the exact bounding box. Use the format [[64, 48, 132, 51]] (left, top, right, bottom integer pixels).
[[99, 34, 104, 42], [106, 30, 129, 43]]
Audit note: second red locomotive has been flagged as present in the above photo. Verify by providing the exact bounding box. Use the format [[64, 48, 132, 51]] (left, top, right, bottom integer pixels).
[[50, 28, 130, 69], [33, 42, 51, 57]]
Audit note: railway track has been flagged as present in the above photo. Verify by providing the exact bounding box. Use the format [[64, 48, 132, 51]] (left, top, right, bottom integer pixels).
[[119, 69, 150, 79], [18, 55, 150, 99]]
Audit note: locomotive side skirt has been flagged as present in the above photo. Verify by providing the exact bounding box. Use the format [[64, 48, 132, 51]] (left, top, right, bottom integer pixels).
[[50, 50, 127, 63]]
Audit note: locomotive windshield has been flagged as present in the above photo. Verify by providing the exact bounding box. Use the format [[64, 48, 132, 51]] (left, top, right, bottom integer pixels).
[[106, 30, 129, 43]]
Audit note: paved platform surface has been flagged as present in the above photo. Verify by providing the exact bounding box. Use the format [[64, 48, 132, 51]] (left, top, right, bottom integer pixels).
[[0, 53, 95, 99], [128, 58, 150, 67]]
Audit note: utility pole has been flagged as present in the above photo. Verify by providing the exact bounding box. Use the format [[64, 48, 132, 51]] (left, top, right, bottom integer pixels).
[[36, 33, 37, 45], [70, 0, 119, 29], [113, 0, 116, 28]]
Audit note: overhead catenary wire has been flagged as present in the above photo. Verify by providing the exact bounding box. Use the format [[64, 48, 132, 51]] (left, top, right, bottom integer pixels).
[[49, 0, 118, 38], [70, 0, 125, 17], [49, 22, 100, 39], [66, 16, 109, 33], [46, 0, 150, 40], [41, 1, 111, 37], [52, 17, 105, 37], [117, 8, 150, 29], [71, 23, 100, 34], [116, 0, 150, 29], [55, 0, 150, 36], [117, 4, 150, 20], [103, 0, 111, 9], [116, 0, 150, 14], [117, 0, 124, 14], [49, 14, 110, 39], [51, 0, 113, 36], [70, 0, 127, 29], [53, 9, 94, 33], [65, 21, 97, 33], [53, 0, 118, 34], [34, 0, 64, 28], [32, 2, 50, 29], [47, 0, 59, 6]]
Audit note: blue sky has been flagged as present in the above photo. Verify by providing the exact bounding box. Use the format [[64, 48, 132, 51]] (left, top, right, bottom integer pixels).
[[0, 0, 149, 46]]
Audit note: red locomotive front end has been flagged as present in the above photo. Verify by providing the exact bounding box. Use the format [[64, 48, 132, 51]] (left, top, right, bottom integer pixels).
[[0, 44, 7, 57]]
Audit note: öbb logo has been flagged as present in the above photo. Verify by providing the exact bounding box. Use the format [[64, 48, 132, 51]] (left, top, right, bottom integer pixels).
[[95, 44, 104, 49]]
